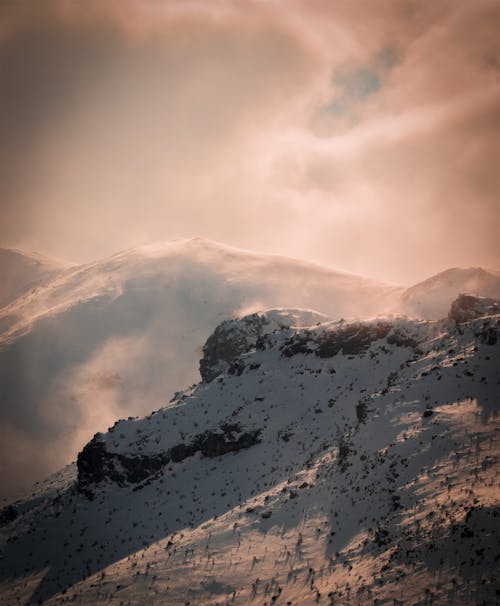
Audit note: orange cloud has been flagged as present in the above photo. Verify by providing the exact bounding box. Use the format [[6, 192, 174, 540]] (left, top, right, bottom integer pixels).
[[0, 0, 498, 282]]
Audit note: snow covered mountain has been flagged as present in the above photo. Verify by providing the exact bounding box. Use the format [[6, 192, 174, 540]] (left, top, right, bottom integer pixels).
[[1, 239, 498, 500], [0, 295, 498, 605], [401, 267, 500, 320], [0, 239, 400, 498]]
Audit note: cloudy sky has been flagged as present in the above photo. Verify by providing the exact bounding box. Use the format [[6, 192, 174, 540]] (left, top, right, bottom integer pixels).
[[1, 0, 499, 283]]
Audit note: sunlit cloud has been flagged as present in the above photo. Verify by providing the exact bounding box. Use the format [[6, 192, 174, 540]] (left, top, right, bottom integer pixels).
[[0, 0, 498, 283]]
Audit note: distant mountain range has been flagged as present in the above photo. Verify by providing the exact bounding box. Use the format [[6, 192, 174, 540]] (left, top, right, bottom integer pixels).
[[0, 238, 499, 497]]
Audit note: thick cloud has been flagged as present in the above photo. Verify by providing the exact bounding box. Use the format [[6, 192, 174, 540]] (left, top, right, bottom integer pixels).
[[0, 0, 498, 281]]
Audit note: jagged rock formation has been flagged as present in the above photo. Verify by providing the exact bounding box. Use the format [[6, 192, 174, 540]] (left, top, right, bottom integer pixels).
[[77, 423, 261, 496], [200, 309, 329, 382], [199, 313, 270, 382], [448, 293, 500, 324]]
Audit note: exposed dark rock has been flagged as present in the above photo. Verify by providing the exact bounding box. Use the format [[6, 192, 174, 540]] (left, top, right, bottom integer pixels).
[[374, 526, 391, 547], [77, 422, 261, 496], [280, 333, 313, 357], [228, 360, 245, 376], [77, 439, 108, 487], [448, 294, 500, 324], [200, 314, 269, 382], [338, 436, 352, 470], [387, 329, 418, 349], [169, 443, 197, 463], [0, 504, 18, 526], [118, 452, 169, 483], [356, 398, 370, 423], [319, 322, 391, 357], [199, 429, 261, 458], [77, 438, 170, 495], [474, 320, 499, 346], [280, 322, 392, 359]]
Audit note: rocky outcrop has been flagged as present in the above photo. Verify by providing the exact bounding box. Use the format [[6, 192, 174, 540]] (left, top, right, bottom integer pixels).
[[448, 294, 500, 324], [199, 309, 329, 382], [280, 322, 392, 358], [77, 423, 261, 497], [386, 329, 419, 349], [0, 504, 17, 526], [316, 322, 392, 357], [200, 314, 270, 382], [198, 425, 261, 458], [77, 439, 169, 496]]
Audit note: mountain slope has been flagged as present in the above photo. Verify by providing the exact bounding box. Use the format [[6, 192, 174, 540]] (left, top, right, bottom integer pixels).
[[0, 238, 400, 498], [401, 267, 500, 319], [0, 248, 68, 310], [0, 295, 498, 605]]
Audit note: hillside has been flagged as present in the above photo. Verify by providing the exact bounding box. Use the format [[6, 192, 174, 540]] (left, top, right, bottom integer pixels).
[[0, 295, 498, 605]]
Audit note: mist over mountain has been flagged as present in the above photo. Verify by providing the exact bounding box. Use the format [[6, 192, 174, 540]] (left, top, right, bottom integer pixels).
[[0, 249, 68, 310], [1, 239, 499, 499]]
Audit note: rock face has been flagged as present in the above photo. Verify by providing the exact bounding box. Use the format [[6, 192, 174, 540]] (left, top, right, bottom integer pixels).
[[0, 505, 17, 527], [199, 308, 329, 382], [77, 423, 261, 496], [201, 313, 416, 373], [448, 293, 500, 324], [77, 440, 169, 495], [200, 314, 269, 382], [280, 322, 393, 358]]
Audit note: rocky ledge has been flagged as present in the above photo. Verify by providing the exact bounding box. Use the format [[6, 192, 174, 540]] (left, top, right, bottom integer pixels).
[[77, 422, 261, 497], [448, 293, 500, 324]]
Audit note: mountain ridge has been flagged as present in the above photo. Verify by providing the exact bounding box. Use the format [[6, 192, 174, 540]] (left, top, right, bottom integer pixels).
[[0, 294, 498, 605], [0, 238, 498, 500]]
